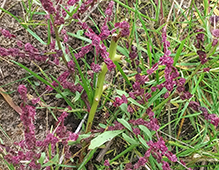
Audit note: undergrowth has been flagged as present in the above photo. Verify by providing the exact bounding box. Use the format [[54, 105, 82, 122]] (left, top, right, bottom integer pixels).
[[1, 0, 219, 169]]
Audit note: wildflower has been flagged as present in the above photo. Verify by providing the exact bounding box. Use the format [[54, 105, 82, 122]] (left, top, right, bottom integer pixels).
[[18, 85, 27, 102], [104, 58, 116, 71], [1, 29, 16, 38], [162, 161, 171, 170], [68, 132, 79, 141], [40, 0, 55, 14], [99, 26, 110, 40], [188, 101, 200, 112], [211, 29, 219, 38], [209, 15, 219, 26], [134, 157, 147, 169], [133, 127, 140, 135], [196, 29, 205, 42], [212, 39, 218, 46], [105, 1, 114, 17], [203, 68, 210, 72], [197, 50, 207, 64], [67, 0, 79, 6], [104, 160, 110, 166], [67, 60, 75, 72]]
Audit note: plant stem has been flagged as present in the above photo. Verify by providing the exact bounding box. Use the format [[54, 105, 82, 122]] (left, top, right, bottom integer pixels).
[[50, 15, 68, 66], [85, 35, 119, 133]]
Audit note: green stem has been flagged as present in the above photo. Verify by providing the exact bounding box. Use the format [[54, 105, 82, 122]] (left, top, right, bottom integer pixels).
[[85, 35, 119, 133], [50, 15, 67, 66]]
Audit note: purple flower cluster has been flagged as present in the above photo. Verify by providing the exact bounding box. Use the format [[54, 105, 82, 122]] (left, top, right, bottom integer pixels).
[[133, 136, 177, 170], [2, 86, 79, 169], [106, 108, 159, 132], [113, 94, 128, 107], [0, 28, 16, 38], [91, 62, 102, 73], [40, 0, 55, 14], [0, 40, 49, 62], [194, 29, 208, 64], [189, 101, 219, 127], [128, 109, 159, 131], [146, 28, 182, 94], [73, 1, 129, 72]]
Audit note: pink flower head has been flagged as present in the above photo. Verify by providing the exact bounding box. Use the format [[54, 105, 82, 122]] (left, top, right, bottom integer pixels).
[[67, 60, 75, 72], [133, 127, 140, 135], [67, 0, 79, 6], [32, 97, 40, 105], [18, 85, 27, 102], [104, 58, 115, 71], [188, 101, 200, 112], [40, 0, 55, 14], [1, 29, 16, 38], [68, 132, 79, 141], [212, 29, 219, 38], [105, 1, 114, 16], [212, 39, 218, 46], [162, 161, 171, 170], [104, 160, 110, 166], [210, 15, 219, 26], [197, 50, 207, 64], [91, 63, 101, 73], [195, 29, 205, 42]]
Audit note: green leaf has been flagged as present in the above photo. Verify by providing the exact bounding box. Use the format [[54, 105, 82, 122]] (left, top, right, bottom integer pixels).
[[3, 159, 15, 170], [119, 103, 130, 117], [89, 130, 123, 149], [72, 91, 81, 102], [114, 61, 132, 87], [55, 91, 70, 99], [117, 118, 132, 132], [128, 97, 145, 109], [138, 135, 149, 149], [42, 154, 59, 167], [77, 29, 84, 36], [122, 133, 139, 145], [173, 39, 186, 66], [69, 47, 93, 105], [38, 152, 46, 165], [116, 89, 129, 97], [139, 125, 152, 140], [68, 133, 93, 145]]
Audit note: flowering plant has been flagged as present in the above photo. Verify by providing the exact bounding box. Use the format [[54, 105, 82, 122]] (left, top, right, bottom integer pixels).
[[0, 0, 219, 170]]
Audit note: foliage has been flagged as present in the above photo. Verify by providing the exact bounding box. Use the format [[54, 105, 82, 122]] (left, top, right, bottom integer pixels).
[[1, 0, 219, 169]]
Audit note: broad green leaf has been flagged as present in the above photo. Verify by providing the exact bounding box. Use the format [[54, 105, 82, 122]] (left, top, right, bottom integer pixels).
[[116, 89, 129, 97], [139, 125, 152, 140], [38, 152, 46, 165], [119, 103, 130, 117], [138, 135, 149, 149], [122, 133, 139, 145], [117, 118, 132, 132], [55, 91, 70, 99], [72, 91, 81, 102], [89, 130, 123, 149], [128, 97, 145, 109]]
